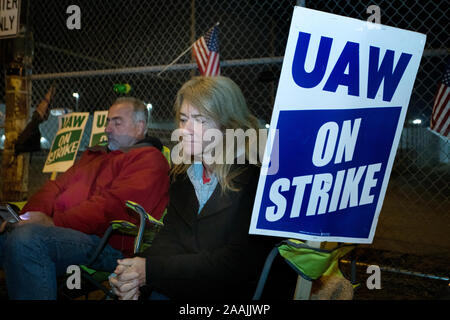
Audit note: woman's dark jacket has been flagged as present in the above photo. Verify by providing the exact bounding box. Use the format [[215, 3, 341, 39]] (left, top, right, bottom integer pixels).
[[139, 164, 275, 300]]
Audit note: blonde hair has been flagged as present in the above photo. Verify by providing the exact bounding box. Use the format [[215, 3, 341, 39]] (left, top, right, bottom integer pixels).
[[172, 76, 261, 192]]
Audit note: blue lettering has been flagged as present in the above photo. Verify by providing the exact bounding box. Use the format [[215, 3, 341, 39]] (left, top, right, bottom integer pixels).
[[367, 46, 412, 102], [323, 41, 360, 96], [292, 32, 333, 88], [291, 32, 413, 102]]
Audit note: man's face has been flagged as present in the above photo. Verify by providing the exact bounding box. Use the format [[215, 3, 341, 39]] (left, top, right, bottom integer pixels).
[[105, 103, 143, 150]]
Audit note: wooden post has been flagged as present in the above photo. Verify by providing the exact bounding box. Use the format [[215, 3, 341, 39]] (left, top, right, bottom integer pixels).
[[293, 240, 321, 300], [0, 61, 32, 201], [0, 25, 33, 202]]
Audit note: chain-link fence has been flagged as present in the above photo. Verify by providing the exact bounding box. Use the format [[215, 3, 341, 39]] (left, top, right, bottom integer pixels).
[[0, 0, 449, 257]]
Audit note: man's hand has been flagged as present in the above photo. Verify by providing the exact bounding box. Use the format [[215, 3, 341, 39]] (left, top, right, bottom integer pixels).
[[36, 86, 56, 120], [109, 257, 146, 300], [0, 211, 53, 233], [18, 211, 54, 227]]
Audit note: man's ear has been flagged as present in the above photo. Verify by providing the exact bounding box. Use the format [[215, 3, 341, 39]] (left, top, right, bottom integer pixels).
[[137, 120, 147, 136]]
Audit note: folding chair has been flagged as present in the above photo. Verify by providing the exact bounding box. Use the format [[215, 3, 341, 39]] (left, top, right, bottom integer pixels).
[[59, 200, 165, 299], [72, 145, 171, 298], [253, 239, 357, 300], [5, 146, 171, 300]]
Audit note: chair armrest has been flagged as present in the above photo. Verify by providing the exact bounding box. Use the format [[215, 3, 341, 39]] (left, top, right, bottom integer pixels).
[[85, 224, 114, 267]]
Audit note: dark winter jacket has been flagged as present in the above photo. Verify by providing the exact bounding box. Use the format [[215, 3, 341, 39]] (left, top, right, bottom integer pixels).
[[21, 136, 170, 256], [140, 164, 275, 299]]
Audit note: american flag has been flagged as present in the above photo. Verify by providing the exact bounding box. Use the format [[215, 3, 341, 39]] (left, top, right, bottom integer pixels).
[[430, 62, 450, 138], [193, 25, 220, 76]]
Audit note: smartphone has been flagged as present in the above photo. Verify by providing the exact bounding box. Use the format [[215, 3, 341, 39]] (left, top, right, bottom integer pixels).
[[0, 203, 22, 224]]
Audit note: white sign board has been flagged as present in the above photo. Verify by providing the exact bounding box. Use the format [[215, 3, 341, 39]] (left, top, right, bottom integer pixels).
[[89, 110, 108, 147], [249, 7, 426, 244], [0, 0, 20, 38]]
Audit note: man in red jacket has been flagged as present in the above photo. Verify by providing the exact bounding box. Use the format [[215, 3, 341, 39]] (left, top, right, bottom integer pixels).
[[0, 97, 170, 299]]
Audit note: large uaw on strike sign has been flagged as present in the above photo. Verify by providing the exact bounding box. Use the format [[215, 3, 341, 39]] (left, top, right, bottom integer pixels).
[[249, 7, 426, 243]]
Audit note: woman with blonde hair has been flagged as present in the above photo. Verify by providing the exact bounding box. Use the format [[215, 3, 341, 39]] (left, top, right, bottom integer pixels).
[[110, 76, 273, 300]]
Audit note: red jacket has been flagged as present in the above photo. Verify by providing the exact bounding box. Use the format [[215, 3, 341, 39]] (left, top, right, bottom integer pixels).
[[21, 141, 170, 256]]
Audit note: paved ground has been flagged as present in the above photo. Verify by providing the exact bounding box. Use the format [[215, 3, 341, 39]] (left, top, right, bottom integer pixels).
[[0, 155, 448, 300]]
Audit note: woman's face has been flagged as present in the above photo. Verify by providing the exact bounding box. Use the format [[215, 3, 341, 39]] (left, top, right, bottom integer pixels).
[[179, 101, 222, 160]]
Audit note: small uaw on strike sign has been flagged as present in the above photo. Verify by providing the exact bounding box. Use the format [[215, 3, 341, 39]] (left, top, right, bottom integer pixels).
[[249, 7, 426, 245], [43, 112, 89, 173]]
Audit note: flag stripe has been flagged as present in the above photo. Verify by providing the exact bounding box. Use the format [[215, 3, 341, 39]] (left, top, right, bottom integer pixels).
[[197, 38, 209, 63], [193, 38, 209, 73], [440, 115, 449, 137], [432, 84, 445, 116], [430, 62, 450, 139], [192, 26, 220, 76], [208, 52, 220, 76], [432, 84, 447, 122], [433, 94, 449, 134], [193, 40, 205, 71], [432, 87, 449, 131], [206, 52, 219, 76], [437, 107, 449, 136], [443, 119, 450, 137]]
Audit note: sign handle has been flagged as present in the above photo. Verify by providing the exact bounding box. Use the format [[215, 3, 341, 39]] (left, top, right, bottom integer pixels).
[[50, 172, 58, 181], [293, 240, 321, 300]]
